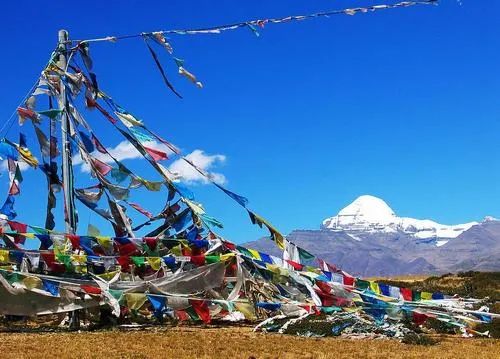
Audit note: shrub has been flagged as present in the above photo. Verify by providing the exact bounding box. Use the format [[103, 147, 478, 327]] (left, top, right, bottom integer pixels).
[[401, 332, 438, 346]]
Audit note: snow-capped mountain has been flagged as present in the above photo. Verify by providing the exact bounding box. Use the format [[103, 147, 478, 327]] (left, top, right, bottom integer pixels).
[[245, 195, 500, 276], [321, 195, 477, 246]]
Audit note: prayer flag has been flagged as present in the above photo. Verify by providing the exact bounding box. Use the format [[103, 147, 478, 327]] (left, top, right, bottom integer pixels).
[[125, 293, 147, 310], [147, 294, 167, 317], [400, 288, 413, 301], [42, 279, 59, 296], [190, 300, 211, 324]]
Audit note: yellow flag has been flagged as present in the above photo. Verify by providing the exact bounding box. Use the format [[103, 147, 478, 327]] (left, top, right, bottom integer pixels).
[[421, 292, 433, 300], [71, 254, 87, 264], [124, 293, 147, 310], [97, 270, 120, 282], [0, 250, 9, 263], [170, 244, 182, 256], [220, 253, 235, 262], [147, 257, 162, 271], [247, 249, 261, 260], [71, 254, 88, 274], [370, 281, 381, 295], [23, 276, 42, 289], [235, 302, 256, 320], [96, 236, 113, 251], [18, 147, 38, 168], [266, 264, 281, 274]]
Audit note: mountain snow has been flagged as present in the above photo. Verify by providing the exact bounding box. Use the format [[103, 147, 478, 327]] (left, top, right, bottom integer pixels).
[[321, 195, 478, 245]]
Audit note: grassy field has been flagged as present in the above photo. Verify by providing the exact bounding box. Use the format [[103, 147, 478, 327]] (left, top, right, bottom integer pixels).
[[0, 326, 498, 359], [1, 272, 498, 358]]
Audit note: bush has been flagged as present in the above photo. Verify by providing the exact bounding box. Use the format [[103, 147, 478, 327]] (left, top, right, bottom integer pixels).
[[424, 318, 456, 334], [401, 332, 438, 346], [475, 318, 500, 339]]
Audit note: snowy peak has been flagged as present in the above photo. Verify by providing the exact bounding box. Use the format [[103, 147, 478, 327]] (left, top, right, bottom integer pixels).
[[334, 195, 396, 227], [322, 195, 478, 244]]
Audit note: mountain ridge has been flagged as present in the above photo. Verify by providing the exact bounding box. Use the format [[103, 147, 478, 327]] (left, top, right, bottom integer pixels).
[[244, 195, 500, 276]]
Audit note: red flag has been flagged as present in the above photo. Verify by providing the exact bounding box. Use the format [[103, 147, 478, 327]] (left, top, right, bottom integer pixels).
[[400, 288, 413, 301], [117, 256, 131, 272], [342, 274, 355, 287], [223, 241, 236, 251], [8, 181, 20, 196], [143, 237, 158, 251], [285, 259, 304, 271], [66, 234, 80, 250], [315, 280, 333, 294], [41, 252, 56, 269], [17, 107, 39, 123], [143, 145, 168, 161], [412, 311, 428, 326], [81, 285, 102, 295], [190, 255, 206, 267], [318, 258, 337, 273], [8, 221, 27, 244], [116, 242, 139, 256], [92, 158, 112, 176], [190, 300, 211, 324], [175, 310, 189, 321], [91, 134, 108, 154], [128, 202, 153, 218]]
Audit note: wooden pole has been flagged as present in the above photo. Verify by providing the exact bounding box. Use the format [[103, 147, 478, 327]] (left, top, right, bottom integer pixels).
[[57, 30, 80, 330], [57, 30, 77, 235]]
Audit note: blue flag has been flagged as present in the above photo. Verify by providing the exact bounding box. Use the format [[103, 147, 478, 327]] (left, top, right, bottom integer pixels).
[[147, 295, 166, 318], [0, 195, 17, 219], [42, 279, 59, 296]]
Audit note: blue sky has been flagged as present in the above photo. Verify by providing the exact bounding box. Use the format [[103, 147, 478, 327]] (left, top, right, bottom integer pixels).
[[0, 1, 499, 243]]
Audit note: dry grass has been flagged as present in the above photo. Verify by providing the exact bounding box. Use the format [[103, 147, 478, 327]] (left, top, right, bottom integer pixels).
[[366, 274, 431, 282], [0, 326, 498, 359]]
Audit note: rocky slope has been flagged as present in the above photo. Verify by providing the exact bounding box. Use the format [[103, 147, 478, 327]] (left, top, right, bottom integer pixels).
[[245, 196, 500, 276]]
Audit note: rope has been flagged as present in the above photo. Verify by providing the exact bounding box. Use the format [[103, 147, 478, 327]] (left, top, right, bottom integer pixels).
[[68, 0, 438, 45], [0, 49, 58, 138]]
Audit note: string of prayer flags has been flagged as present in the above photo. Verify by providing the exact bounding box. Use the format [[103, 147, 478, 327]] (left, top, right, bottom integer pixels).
[[214, 183, 249, 207], [248, 210, 285, 249]]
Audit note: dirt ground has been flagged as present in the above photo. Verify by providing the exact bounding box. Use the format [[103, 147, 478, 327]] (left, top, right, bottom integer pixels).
[[0, 326, 498, 359]]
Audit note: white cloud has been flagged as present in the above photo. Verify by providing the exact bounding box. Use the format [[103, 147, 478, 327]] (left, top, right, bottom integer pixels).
[[73, 140, 174, 172], [0, 160, 30, 172], [169, 149, 226, 185], [73, 141, 226, 185]]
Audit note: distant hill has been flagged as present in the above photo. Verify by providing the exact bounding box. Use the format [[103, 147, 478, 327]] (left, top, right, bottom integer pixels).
[[244, 195, 500, 277]]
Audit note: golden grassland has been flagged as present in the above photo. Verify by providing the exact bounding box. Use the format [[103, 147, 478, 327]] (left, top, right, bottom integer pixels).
[[0, 326, 498, 359]]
